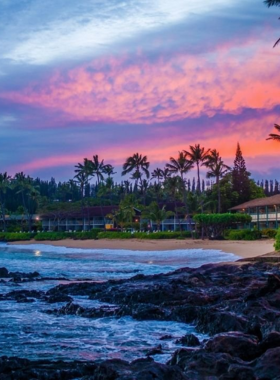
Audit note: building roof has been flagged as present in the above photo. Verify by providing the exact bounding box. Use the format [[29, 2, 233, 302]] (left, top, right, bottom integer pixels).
[[40, 205, 142, 219], [230, 194, 280, 210]]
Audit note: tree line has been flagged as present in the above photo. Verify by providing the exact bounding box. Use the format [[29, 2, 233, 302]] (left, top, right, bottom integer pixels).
[[0, 143, 268, 231]]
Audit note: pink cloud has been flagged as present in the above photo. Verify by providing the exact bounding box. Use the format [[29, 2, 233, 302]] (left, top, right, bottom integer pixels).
[[1, 39, 279, 127]]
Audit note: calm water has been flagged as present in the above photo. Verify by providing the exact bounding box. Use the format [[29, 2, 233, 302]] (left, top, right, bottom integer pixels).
[[0, 243, 239, 363]]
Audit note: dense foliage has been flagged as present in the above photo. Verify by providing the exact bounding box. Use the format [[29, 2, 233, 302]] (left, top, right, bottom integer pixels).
[[193, 213, 252, 239], [0, 143, 270, 234], [274, 229, 280, 250]]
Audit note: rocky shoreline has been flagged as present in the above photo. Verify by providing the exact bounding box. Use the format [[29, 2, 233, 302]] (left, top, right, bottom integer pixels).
[[1, 258, 280, 379]]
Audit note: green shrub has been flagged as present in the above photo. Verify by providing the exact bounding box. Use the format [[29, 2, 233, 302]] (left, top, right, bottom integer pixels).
[[227, 229, 262, 241], [261, 228, 277, 239], [274, 228, 280, 250], [98, 231, 193, 240], [72, 229, 102, 240], [34, 229, 102, 241], [34, 232, 69, 241], [0, 232, 34, 242], [98, 231, 135, 239]]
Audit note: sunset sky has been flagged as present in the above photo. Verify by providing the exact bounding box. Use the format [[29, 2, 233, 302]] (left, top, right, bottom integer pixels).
[[0, 0, 279, 181]]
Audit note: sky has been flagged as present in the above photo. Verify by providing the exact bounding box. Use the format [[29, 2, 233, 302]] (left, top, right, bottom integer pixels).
[[0, 0, 279, 182]]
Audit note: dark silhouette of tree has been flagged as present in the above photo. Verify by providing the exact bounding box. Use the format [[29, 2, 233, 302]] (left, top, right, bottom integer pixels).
[[232, 143, 251, 204], [0, 172, 11, 231], [205, 149, 230, 213], [122, 153, 150, 187], [91, 155, 106, 184], [265, 0, 280, 46], [267, 123, 280, 141], [151, 168, 167, 184], [166, 151, 194, 181], [166, 151, 193, 213], [184, 144, 210, 193]]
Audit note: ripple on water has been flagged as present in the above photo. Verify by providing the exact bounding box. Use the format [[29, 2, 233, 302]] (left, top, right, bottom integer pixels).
[[0, 243, 235, 362]]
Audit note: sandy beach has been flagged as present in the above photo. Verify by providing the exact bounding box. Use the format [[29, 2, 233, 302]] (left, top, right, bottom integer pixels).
[[8, 238, 275, 259]]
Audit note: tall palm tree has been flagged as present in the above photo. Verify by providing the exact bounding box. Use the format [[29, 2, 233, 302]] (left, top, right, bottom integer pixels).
[[0, 172, 11, 231], [142, 202, 174, 231], [151, 168, 164, 184], [164, 176, 184, 231], [166, 151, 194, 213], [265, 0, 280, 47], [14, 173, 39, 231], [166, 151, 194, 181], [122, 153, 150, 187], [103, 164, 116, 178], [74, 172, 88, 198], [74, 158, 92, 188], [91, 155, 106, 184], [267, 124, 280, 141], [184, 144, 210, 193], [205, 150, 230, 213]]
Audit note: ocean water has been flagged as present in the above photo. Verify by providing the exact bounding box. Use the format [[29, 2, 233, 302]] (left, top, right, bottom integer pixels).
[[0, 243, 239, 363]]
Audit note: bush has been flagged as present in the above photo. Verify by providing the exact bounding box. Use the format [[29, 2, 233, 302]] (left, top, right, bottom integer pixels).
[[193, 213, 252, 239], [72, 229, 102, 240], [274, 228, 280, 250], [98, 231, 136, 239], [227, 229, 262, 241], [0, 232, 34, 242], [34, 229, 102, 241], [98, 231, 193, 240], [261, 228, 277, 239], [34, 232, 69, 241]]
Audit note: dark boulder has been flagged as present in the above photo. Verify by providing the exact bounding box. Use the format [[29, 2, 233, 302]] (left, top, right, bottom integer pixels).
[[176, 333, 200, 347], [205, 332, 261, 361]]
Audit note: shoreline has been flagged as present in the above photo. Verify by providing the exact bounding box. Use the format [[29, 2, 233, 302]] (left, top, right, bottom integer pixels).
[[8, 238, 275, 259]]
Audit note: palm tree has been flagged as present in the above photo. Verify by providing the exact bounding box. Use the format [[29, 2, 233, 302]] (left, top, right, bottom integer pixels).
[[0, 172, 11, 231], [122, 153, 150, 187], [184, 144, 210, 193], [74, 158, 92, 194], [166, 151, 194, 212], [205, 150, 230, 213], [91, 155, 106, 184], [74, 171, 88, 198], [14, 173, 39, 231], [142, 202, 174, 231], [103, 164, 116, 178], [267, 124, 280, 141], [151, 168, 164, 184], [264, 0, 280, 47], [164, 176, 184, 231], [166, 151, 194, 181]]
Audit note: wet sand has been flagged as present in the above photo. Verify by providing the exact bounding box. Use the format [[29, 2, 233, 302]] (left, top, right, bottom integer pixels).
[[8, 238, 275, 259]]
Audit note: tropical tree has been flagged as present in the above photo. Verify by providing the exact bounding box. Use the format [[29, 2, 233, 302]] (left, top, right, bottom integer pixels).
[[107, 196, 136, 230], [164, 176, 184, 231], [166, 151, 193, 212], [14, 173, 40, 231], [74, 171, 88, 198], [151, 168, 164, 184], [205, 149, 230, 213], [0, 172, 11, 231], [91, 154, 106, 184], [185, 144, 210, 193], [232, 143, 251, 205], [122, 153, 150, 187], [103, 164, 116, 178], [264, 0, 280, 46], [166, 151, 194, 181], [142, 202, 174, 231], [74, 158, 92, 196], [267, 123, 280, 141]]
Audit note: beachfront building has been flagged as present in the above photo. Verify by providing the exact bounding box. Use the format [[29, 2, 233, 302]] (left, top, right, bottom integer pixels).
[[230, 194, 280, 229], [39, 204, 195, 232]]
